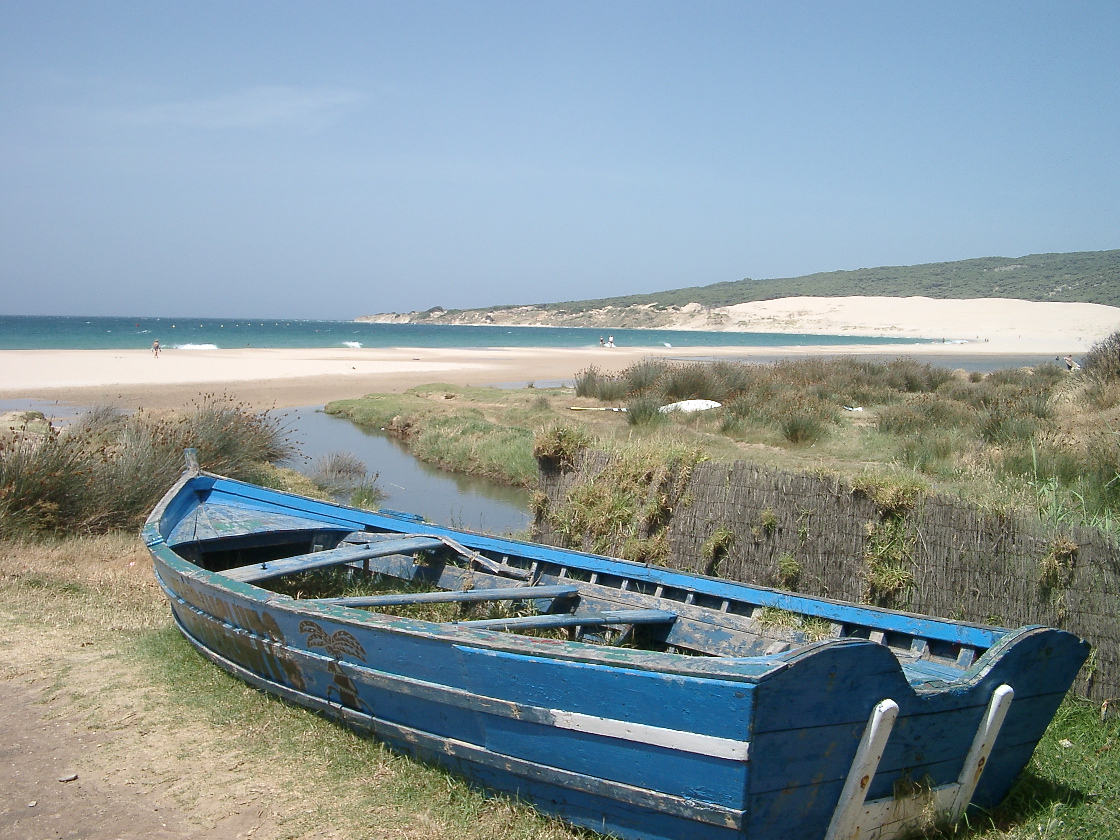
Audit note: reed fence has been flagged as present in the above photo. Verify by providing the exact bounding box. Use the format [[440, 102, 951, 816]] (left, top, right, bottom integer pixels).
[[535, 452, 1118, 701]]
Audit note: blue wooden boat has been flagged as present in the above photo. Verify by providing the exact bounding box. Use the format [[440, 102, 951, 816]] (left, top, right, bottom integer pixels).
[[143, 453, 1089, 840]]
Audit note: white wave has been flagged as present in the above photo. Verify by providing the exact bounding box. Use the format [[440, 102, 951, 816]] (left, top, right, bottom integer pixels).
[[342, 341, 363, 348], [174, 343, 219, 350]]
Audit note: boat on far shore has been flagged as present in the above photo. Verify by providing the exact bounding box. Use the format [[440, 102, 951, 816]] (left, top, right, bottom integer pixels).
[[144, 451, 1089, 840]]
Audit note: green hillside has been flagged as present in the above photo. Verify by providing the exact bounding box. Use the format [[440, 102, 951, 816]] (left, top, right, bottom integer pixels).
[[524, 249, 1120, 312]]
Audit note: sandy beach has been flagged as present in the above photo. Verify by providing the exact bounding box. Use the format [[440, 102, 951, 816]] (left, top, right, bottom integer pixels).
[[2, 297, 1117, 410]]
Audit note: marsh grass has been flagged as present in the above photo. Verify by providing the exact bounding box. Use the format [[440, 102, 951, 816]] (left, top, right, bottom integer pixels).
[[329, 351, 1120, 534], [413, 415, 537, 486], [310, 450, 367, 494], [542, 439, 704, 559], [625, 394, 667, 427], [0, 397, 295, 538], [328, 385, 571, 488]]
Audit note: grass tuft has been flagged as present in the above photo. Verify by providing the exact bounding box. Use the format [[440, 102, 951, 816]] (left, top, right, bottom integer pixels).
[[0, 397, 295, 538], [533, 425, 594, 471]]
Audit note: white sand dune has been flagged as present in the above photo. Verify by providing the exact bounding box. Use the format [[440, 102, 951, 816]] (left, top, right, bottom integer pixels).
[[669, 296, 1120, 348]]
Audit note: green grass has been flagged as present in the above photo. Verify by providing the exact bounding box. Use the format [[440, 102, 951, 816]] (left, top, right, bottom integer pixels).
[[327, 385, 566, 488], [328, 335, 1120, 536], [927, 698, 1119, 839]]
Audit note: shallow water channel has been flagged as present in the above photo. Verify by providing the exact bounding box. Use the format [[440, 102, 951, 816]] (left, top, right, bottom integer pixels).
[[281, 406, 532, 535], [0, 399, 532, 536]]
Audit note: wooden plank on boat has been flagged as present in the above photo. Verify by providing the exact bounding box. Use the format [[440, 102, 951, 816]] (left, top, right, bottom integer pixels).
[[458, 609, 677, 631], [311, 585, 580, 607], [424, 562, 785, 656], [224, 536, 446, 583], [166, 502, 337, 547]]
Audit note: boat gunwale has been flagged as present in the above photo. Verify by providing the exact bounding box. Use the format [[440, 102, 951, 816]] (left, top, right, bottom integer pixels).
[[142, 468, 1043, 691], [153, 470, 1010, 646]]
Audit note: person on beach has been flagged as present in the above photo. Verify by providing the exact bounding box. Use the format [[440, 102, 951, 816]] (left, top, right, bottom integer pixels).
[[151, 340, 160, 357], [599, 336, 605, 347], [607, 335, 615, 348], [1064, 355, 1080, 372]]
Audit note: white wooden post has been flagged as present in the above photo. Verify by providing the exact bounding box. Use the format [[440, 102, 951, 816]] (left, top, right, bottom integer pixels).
[[824, 684, 1016, 840], [948, 684, 1015, 820], [824, 699, 900, 840]]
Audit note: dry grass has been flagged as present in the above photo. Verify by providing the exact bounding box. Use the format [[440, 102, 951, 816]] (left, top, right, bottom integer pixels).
[[0, 397, 297, 538], [0, 534, 585, 840]]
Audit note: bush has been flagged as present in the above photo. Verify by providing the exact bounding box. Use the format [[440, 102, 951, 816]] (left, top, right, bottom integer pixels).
[[897, 432, 965, 474], [622, 359, 670, 395], [768, 393, 837, 444], [1084, 330, 1120, 384], [879, 357, 954, 393], [778, 412, 829, 445], [877, 394, 976, 435], [311, 451, 368, 496], [661, 364, 721, 401], [349, 477, 386, 511], [532, 425, 593, 469], [0, 398, 295, 538], [979, 407, 1039, 444], [626, 394, 667, 427], [574, 366, 628, 401]]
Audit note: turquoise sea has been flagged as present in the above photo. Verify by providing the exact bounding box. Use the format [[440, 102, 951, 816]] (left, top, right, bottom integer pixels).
[[0, 315, 921, 351]]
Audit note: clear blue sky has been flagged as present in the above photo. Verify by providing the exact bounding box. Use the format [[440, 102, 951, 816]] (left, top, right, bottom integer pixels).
[[2, 2, 1117, 319]]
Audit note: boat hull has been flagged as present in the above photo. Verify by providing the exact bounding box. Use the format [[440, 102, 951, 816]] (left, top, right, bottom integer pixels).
[[144, 470, 1090, 840]]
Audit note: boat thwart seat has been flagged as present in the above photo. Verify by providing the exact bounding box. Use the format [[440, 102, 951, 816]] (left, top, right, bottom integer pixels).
[[224, 535, 446, 583], [456, 608, 678, 631], [309, 585, 579, 608]]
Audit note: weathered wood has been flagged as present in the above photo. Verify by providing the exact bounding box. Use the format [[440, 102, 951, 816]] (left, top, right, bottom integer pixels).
[[310, 585, 579, 607], [224, 536, 445, 583], [824, 698, 898, 840], [457, 609, 677, 631]]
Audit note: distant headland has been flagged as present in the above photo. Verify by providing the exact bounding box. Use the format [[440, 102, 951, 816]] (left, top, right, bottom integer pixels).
[[357, 249, 1120, 340]]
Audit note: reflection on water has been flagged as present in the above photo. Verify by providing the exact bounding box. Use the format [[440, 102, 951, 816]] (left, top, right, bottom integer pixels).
[[280, 407, 532, 536]]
